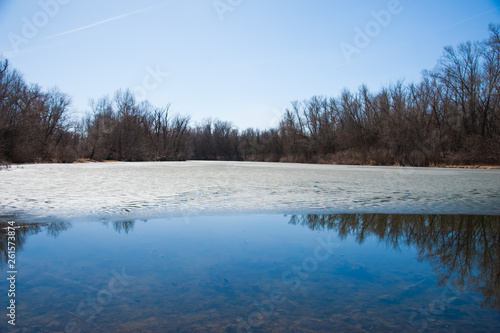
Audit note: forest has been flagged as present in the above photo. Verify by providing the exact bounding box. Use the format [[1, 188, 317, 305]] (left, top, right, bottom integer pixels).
[[1, 25, 499, 166]]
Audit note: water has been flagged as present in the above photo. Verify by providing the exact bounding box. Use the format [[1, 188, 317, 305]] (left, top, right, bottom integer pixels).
[[1, 161, 499, 221], [0, 214, 499, 332], [1, 162, 499, 331]]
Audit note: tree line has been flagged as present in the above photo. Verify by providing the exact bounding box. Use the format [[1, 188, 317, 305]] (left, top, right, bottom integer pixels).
[[1, 24, 499, 166]]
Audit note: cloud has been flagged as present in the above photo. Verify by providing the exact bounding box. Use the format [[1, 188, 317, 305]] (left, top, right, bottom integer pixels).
[[43, 5, 162, 41]]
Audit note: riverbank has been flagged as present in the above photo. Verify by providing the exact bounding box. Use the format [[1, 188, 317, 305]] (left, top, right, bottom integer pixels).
[[436, 164, 500, 169], [72, 158, 500, 170], [2, 158, 500, 170]]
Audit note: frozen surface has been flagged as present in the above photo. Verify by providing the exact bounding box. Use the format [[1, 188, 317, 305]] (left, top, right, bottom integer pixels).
[[0, 161, 499, 221]]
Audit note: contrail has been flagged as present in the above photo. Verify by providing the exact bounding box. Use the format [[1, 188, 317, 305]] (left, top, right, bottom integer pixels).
[[43, 5, 163, 41], [446, 7, 498, 30]]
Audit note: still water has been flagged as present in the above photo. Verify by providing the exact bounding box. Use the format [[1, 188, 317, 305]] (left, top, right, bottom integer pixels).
[[1, 214, 499, 332]]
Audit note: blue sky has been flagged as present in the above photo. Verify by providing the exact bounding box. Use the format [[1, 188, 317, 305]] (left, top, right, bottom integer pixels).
[[1, 0, 499, 130]]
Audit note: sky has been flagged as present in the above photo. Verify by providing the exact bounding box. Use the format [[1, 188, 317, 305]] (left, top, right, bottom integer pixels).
[[0, 0, 499, 130]]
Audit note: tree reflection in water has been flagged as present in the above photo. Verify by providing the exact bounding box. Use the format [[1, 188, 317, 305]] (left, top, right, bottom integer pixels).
[[289, 214, 500, 309], [101, 220, 136, 234], [0, 221, 47, 266], [0, 220, 134, 266], [1, 215, 499, 310]]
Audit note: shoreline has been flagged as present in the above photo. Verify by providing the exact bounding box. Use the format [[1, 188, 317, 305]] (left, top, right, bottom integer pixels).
[[74, 159, 500, 169], [432, 164, 500, 169], [2, 159, 500, 170]]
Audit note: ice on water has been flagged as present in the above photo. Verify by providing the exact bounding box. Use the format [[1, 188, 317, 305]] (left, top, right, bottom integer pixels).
[[1, 161, 499, 221]]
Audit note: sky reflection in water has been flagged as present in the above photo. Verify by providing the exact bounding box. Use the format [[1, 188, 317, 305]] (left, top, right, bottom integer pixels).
[[1, 214, 499, 332]]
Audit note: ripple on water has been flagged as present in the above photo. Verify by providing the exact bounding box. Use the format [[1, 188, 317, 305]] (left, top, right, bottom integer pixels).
[[1, 161, 499, 220]]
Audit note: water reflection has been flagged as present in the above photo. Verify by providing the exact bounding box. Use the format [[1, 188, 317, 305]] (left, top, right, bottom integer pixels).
[[46, 221, 73, 237], [289, 214, 500, 309], [0, 220, 132, 265], [1, 214, 499, 312], [104, 220, 136, 234]]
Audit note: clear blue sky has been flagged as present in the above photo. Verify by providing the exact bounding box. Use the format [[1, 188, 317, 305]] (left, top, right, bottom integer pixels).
[[1, 0, 499, 130]]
